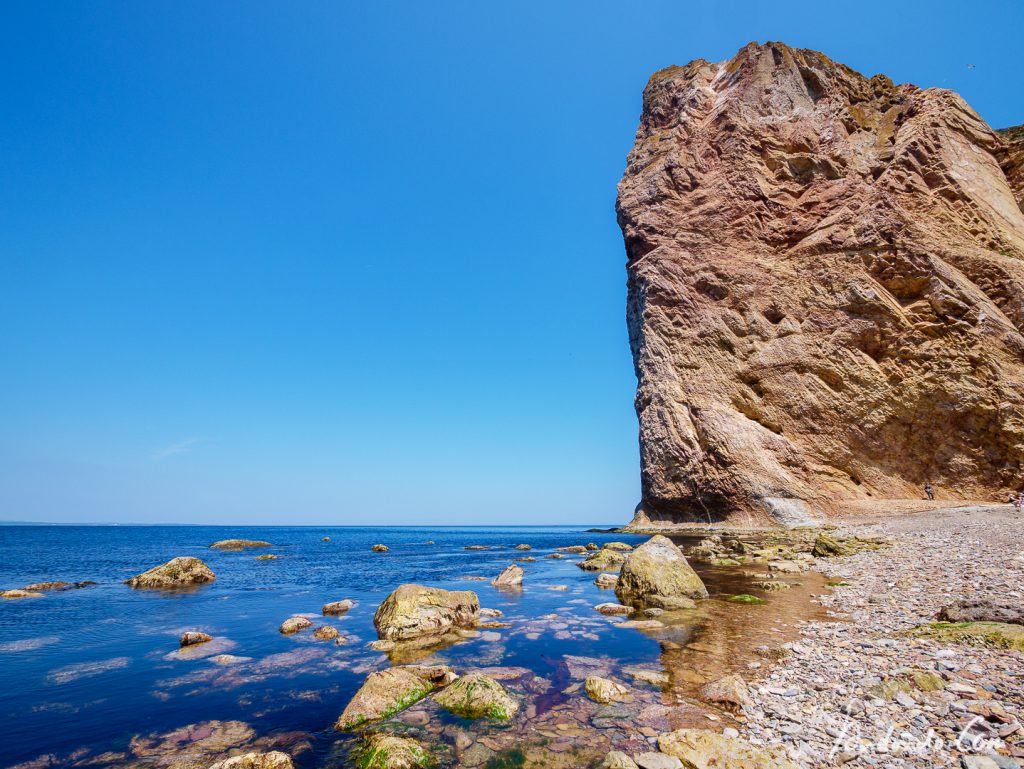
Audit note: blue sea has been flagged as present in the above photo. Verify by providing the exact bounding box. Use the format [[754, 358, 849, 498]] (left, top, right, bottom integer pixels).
[[0, 525, 819, 768]]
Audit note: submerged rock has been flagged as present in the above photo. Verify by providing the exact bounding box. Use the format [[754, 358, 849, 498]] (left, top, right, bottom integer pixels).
[[210, 539, 272, 550], [180, 631, 213, 647], [556, 545, 589, 554], [351, 733, 433, 769], [279, 616, 313, 635], [601, 751, 640, 769], [125, 557, 216, 589], [594, 603, 633, 616], [433, 672, 518, 720], [490, 564, 524, 588], [699, 674, 752, 710], [615, 535, 707, 607], [22, 581, 95, 591], [585, 676, 629, 704], [208, 751, 295, 769], [323, 599, 355, 615], [658, 729, 799, 769], [371, 544, 390, 552], [336, 665, 456, 730], [254, 554, 278, 561], [634, 754, 682, 769], [373, 584, 480, 641]]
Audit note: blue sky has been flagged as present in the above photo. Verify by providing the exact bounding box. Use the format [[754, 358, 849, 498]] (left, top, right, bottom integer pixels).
[[1, 1, 1021, 524]]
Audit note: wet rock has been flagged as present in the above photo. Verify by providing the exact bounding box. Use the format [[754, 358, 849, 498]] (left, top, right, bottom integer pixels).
[[208, 751, 295, 769], [254, 554, 278, 561], [47, 656, 131, 684], [578, 548, 627, 572], [279, 617, 313, 635], [464, 545, 489, 550], [601, 751, 639, 769], [623, 667, 669, 688], [557, 545, 589, 553], [698, 674, 752, 710], [129, 720, 255, 762], [750, 580, 789, 591], [336, 664, 455, 729], [514, 544, 532, 551], [312, 625, 341, 641], [210, 654, 251, 665], [939, 597, 1024, 625], [594, 602, 634, 616], [811, 534, 849, 557], [180, 632, 213, 647], [351, 733, 433, 769], [323, 599, 355, 616], [615, 535, 707, 607], [595, 573, 619, 588], [767, 560, 803, 574], [371, 544, 389, 552], [514, 556, 536, 562], [726, 594, 764, 604], [603, 542, 635, 552], [585, 676, 629, 704], [614, 619, 665, 630], [433, 672, 518, 720], [209, 539, 272, 550], [125, 557, 216, 589], [586, 542, 599, 551], [373, 584, 480, 641], [658, 729, 799, 769], [490, 564, 524, 588], [635, 753, 682, 769], [1, 589, 44, 599], [479, 608, 503, 618], [22, 581, 95, 591], [322, 537, 331, 541]]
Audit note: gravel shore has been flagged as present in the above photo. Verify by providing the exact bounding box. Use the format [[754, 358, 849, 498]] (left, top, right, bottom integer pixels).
[[742, 505, 1024, 768]]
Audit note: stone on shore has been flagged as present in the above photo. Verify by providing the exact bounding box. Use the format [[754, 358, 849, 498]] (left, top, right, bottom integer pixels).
[[372, 544, 389, 552], [585, 676, 629, 704], [209, 539, 271, 550], [433, 672, 518, 720], [811, 534, 849, 557], [208, 751, 295, 769], [490, 564, 524, 588], [125, 557, 216, 589], [939, 597, 1024, 625], [615, 535, 708, 607], [279, 616, 313, 635], [578, 548, 627, 572], [323, 599, 355, 616], [180, 631, 213, 647], [595, 573, 618, 588], [351, 733, 433, 769], [374, 585, 480, 641], [658, 729, 800, 769], [699, 674, 752, 710], [335, 664, 456, 730]]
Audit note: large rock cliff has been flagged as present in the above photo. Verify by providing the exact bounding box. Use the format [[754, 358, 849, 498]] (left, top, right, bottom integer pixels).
[[617, 42, 1024, 526]]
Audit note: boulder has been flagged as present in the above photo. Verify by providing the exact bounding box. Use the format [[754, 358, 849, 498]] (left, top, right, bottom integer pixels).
[[351, 733, 433, 769], [585, 676, 629, 704], [125, 557, 216, 589], [209, 540, 271, 550], [313, 625, 341, 641], [180, 631, 213, 647], [279, 616, 313, 635], [372, 544, 389, 552], [811, 534, 849, 557], [699, 674, 752, 710], [335, 664, 456, 729], [556, 545, 589, 553], [491, 564, 524, 588], [578, 549, 627, 572], [615, 536, 708, 607], [603, 542, 635, 552], [601, 752, 640, 769], [208, 752, 295, 769], [594, 603, 634, 616], [323, 599, 356, 615], [1, 589, 44, 599], [374, 584, 480, 641], [595, 573, 619, 589], [586, 542, 599, 551], [433, 672, 518, 719], [658, 729, 800, 769], [939, 597, 1024, 625]]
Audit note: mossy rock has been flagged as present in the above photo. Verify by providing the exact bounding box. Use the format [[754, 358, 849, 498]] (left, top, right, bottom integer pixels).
[[728, 594, 764, 604], [254, 554, 278, 561], [867, 677, 912, 700], [911, 622, 1024, 650], [432, 673, 518, 720], [811, 534, 849, 557], [482, 749, 525, 769], [911, 671, 945, 692], [826, 579, 850, 587], [711, 558, 741, 567], [352, 733, 434, 769]]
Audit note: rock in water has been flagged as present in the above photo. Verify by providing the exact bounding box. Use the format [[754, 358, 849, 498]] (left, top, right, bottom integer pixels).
[[699, 674, 753, 710], [373, 584, 480, 641], [432, 672, 518, 719], [322, 599, 355, 615], [617, 42, 1024, 526], [371, 544, 389, 552], [577, 548, 627, 572], [125, 557, 216, 589], [658, 729, 800, 769], [585, 676, 629, 704], [615, 535, 708, 607], [208, 752, 295, 769], [351, 733, 433, 769], [1, 589, 44, 599], [209, 539, 271, 550], [279, 616, 313, 634], [491, 564, 524, 588], [335, 664, 456, 729], [180, 631, 213, 647]]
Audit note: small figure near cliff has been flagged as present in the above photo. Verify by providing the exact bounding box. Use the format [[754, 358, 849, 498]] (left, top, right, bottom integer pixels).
[[924, 483, 934, 500]]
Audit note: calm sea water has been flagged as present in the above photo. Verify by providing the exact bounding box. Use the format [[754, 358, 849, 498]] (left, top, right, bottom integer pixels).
[[0, 525, 663, 767]]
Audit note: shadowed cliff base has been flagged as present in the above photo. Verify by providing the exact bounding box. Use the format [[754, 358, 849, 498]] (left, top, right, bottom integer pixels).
[[618, 41, 1024, 526]]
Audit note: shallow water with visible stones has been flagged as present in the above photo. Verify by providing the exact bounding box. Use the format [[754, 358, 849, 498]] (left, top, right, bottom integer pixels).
[[0, 525, 828, 767]]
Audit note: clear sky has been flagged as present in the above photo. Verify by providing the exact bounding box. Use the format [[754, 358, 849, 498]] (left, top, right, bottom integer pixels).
[[1, 1, 1021, 525]]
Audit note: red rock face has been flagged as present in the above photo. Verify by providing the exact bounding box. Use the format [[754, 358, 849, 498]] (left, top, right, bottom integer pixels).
[[616, 42, 1024, 526]]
